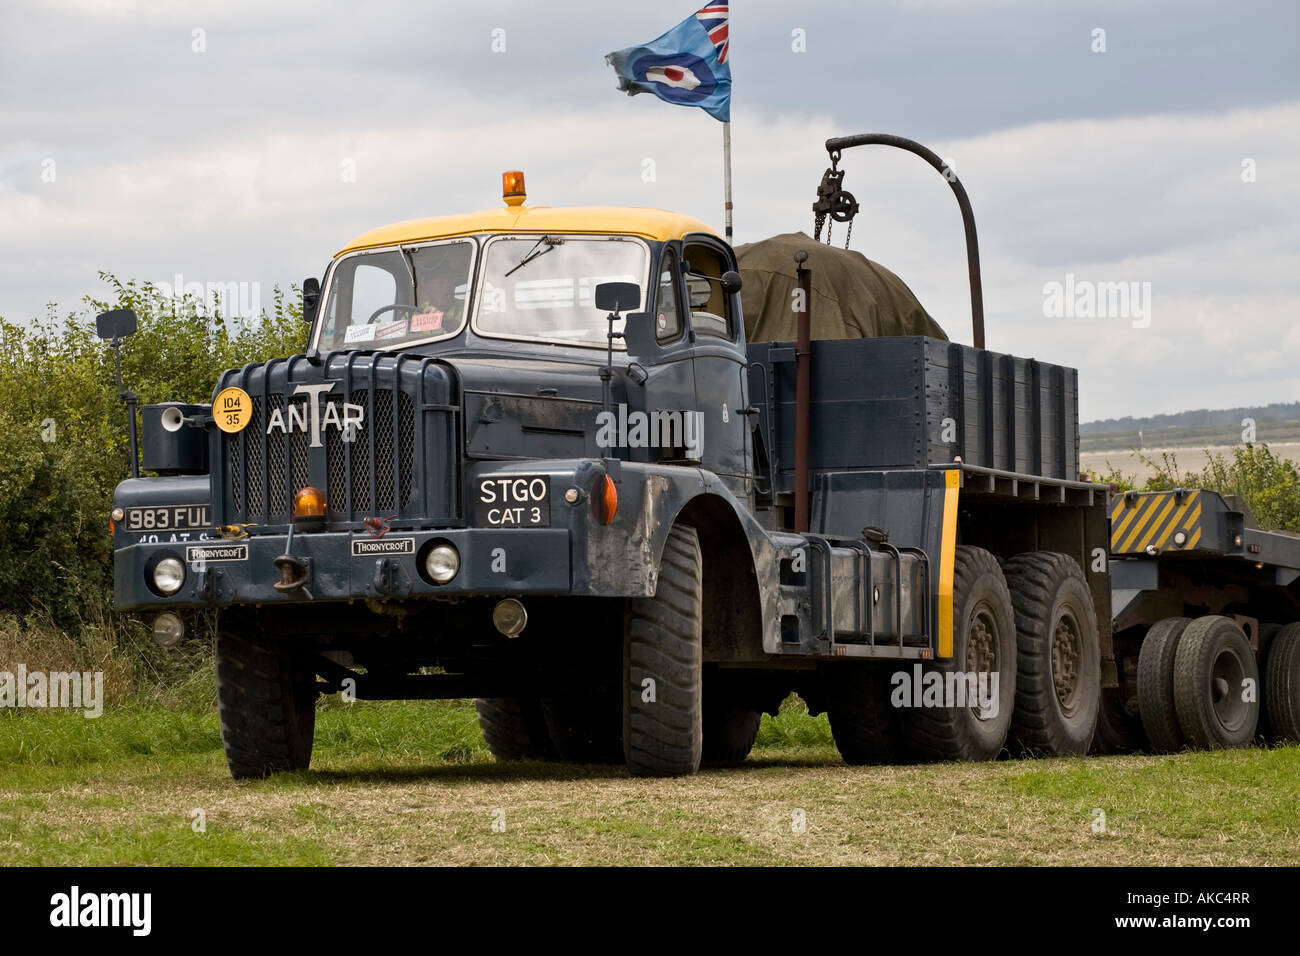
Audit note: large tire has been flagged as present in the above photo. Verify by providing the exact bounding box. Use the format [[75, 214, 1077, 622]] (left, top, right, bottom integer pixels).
[[1265, 623, 1300, 742], [900, 546, 1017, 762], [1136, 616, 1192, 753], [1091, 685, 1144, 755], [702, 695, 761, 766], [1003, 552, 1101, 756], [474, 697, 556, 760], [623, 524, 703, 777], [216, 625, 318, 779], [541, 692, 623, 763], [1173, 616, 1259, 749], [825, 662, 901, 765]]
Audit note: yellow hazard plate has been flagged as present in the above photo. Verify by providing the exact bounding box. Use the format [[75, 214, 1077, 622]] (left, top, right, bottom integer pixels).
[[214, 386, 252, 434]]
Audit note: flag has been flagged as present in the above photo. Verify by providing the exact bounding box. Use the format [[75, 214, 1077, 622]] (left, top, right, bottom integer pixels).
[[604, 2, 731, 122]]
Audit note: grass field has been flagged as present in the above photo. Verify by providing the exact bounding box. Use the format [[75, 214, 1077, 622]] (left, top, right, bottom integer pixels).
[[2, 699, 1297, 866]]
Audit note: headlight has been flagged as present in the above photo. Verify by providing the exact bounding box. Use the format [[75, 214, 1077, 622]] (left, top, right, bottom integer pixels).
[[424, 543, 460, 584], [153, 612, 185, 647], [153, 557, 186, 595]]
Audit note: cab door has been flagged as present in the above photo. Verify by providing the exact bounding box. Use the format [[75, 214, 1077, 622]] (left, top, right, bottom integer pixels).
[[681, 233, 750, 492], [619, 242, 699, 465]]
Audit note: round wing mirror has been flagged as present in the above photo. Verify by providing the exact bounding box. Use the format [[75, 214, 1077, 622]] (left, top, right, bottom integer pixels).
[[720, 271, 743, 296]]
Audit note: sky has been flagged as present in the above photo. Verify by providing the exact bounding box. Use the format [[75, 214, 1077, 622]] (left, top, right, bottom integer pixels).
[[2, 0, 1297, 421]]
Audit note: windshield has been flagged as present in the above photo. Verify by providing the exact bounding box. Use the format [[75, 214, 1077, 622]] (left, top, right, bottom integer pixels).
[[474, 235, 648, 347], [317, 238, 474, 350]]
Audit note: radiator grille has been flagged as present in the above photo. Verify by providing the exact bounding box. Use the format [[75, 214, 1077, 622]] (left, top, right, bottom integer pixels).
[[226, 382, 415, 524]]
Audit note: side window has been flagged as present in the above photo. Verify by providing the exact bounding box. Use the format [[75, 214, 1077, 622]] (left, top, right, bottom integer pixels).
[[656, 249, 683, 342], [683, 244, 733, 338]]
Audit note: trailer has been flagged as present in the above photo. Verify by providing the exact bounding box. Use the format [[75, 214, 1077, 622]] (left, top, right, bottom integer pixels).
[[105, 136, 1300, 778]]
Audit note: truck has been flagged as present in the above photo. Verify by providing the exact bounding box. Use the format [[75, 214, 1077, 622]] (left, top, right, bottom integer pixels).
[[106, 135, 1300, 779]]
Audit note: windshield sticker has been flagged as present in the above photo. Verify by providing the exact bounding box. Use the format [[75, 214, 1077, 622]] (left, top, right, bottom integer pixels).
[[376, 319, 408, 340], [480, 284, 507, 313], [410, 311, 444, 333], [344, 324, 377, 344]]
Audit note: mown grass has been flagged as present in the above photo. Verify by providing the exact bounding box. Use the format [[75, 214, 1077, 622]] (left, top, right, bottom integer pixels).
[[2, 698, 1296, 866]]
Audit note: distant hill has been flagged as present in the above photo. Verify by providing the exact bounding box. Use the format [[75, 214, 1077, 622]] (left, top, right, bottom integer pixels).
[[1082, 402, 1300, 437]]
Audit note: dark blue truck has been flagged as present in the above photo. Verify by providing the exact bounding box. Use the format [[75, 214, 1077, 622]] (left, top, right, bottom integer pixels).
[[107, 145, 1300, 779]]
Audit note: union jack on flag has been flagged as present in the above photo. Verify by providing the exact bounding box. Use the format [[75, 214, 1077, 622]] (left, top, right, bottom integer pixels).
[[695, 2, 729, 64]]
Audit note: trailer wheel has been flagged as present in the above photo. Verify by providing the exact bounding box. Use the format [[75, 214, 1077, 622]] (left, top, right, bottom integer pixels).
[[1264, 623, 1300, 742], [1173, 616, 1259, 749], [1091, 686, 1144, 755], [216, 624, 318, 779], [1136, 616, 1192, 752], [474, 698, 556, 760], [1003, 552, 1100, 756], [900, 545, 1016, 762], [825, 662, 901, 765], [541, 693, 623, 763], [623, 524, 703, 777]]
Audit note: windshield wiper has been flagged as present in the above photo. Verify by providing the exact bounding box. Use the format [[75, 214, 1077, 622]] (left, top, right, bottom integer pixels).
[[504, 235, 564, 277], [398, 244, 418, 302]]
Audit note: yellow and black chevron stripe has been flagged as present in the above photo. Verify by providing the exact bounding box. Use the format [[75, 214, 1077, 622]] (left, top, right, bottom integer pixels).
[[1109, 490, 1203, 554]]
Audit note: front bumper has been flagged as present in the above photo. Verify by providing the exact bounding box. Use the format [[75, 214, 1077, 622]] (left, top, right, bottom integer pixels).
[[114, 526, 572, 611]]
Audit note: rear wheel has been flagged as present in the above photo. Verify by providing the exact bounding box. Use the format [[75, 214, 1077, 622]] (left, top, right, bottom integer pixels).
[[1264, 623, 1300, 742], [1173, 616, 1259, 749], [216, 624, 318, 779], [623, 524, 704, 777], [473, 697, 556, 760], [1003, 552, 1101, 756], [1136, 616, 1192, 753], [826, 662, 901, 765], [900, 546, 1016, 762]]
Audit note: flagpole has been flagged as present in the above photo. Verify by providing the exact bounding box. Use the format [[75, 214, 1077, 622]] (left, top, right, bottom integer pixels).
[[722, 120, 733, 243]]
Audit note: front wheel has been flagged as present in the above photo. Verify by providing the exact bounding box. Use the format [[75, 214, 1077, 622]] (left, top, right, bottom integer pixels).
[[474, 697, 556, 760], [216, 624, 318, 779], [623, 524, 704, 777]]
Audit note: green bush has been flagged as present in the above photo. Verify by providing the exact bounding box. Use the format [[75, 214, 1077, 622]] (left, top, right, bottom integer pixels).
[[0, 273, 306, 627]]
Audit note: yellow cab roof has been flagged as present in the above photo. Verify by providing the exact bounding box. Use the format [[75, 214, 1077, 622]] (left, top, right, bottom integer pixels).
[[336, 205, 719, 256]]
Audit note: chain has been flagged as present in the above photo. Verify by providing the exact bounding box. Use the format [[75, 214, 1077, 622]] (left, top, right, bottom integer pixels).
[[845, 218, 852, 249]]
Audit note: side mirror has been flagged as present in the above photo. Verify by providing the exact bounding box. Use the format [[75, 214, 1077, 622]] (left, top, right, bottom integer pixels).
[[720, 270, 743, 296], [302, 277, 321, 324], [95, 308, 138, 341], [595, 281, 641, 314], [621, 312, 657, 358]]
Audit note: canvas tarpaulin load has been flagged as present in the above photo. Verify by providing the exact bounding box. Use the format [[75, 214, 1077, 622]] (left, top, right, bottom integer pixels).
[[734, 232, 947, 342]]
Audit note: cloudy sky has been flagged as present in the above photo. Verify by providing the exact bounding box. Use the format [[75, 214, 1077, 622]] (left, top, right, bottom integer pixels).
[[2, 0, 1297, 421]]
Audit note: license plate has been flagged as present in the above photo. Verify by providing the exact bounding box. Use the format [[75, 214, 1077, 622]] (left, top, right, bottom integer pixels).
[[124, 505, 210, 532], [474, 475, 551, 527]]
